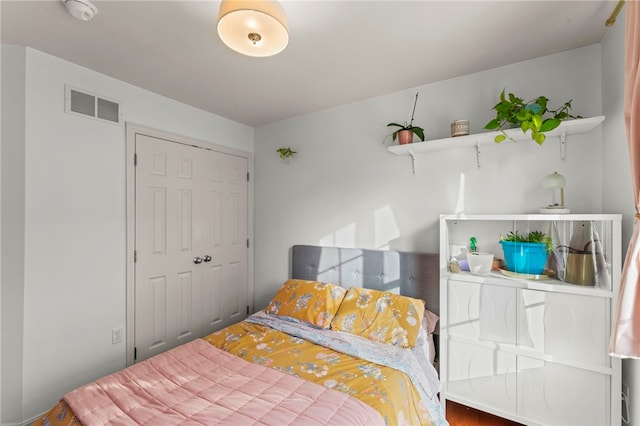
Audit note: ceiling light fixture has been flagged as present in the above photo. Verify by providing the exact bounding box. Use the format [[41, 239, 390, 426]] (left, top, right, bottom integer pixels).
[[217, 0, 289, 57], [63, 0, 98, 21]]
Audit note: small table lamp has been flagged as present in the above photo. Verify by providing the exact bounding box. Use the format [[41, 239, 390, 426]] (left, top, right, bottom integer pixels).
[[540, 172, 570, 214]]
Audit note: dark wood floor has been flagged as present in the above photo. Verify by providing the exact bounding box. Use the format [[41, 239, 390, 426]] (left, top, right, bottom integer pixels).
[[446, 401, 524, 426]]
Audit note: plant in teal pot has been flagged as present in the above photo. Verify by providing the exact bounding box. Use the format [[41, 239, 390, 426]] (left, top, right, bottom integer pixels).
[[499, 231, 552, 274]]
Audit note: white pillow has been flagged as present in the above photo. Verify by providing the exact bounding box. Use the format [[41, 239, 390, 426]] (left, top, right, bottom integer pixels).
[[413, 309, 439, 365]]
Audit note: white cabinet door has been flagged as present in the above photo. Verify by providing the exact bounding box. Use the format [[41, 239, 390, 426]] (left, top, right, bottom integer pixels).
[[517, 357, 609, 426], [447, 280, 481, 339], [520, 289, 609, 367], [447, 339, 517, 414], [447, 280, 517, 344]]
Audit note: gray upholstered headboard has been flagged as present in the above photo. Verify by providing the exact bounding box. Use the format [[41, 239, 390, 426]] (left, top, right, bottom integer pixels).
[[291, 245, 440, 322]]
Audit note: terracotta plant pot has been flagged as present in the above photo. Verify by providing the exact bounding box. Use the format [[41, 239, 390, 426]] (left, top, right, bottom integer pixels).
[[397, 129, 413, 145]]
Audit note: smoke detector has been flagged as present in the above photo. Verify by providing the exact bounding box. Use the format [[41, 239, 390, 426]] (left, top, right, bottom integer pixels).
[[63, 0, 98, 21]]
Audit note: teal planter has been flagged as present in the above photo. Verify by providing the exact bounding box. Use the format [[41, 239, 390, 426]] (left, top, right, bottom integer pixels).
[[500, 240, 548, 274]]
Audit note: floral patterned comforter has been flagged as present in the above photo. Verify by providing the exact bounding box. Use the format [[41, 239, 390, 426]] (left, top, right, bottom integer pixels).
[[203, 312, 446, 426], [33, 312, 447, 426]]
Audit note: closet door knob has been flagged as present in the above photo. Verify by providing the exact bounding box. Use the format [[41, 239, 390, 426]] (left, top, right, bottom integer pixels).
[[203, 255, 212, 262], [193, 257, 203, 264]]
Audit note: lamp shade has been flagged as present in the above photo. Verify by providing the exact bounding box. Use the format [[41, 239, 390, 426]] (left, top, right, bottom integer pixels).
[[217, 0, 289, 57], [542, 172, 566, 189]]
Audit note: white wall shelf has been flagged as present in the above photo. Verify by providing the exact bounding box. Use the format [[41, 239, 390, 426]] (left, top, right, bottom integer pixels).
[[388, 115, 605, 173]]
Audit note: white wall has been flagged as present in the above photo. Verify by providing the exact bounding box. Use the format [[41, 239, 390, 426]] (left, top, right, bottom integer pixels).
[[254, 44, 604, 309], [1, 25, 633, 425], [0, 46, 253, 424], [602, 7, 640, 426], [1, 45, 26, 425]]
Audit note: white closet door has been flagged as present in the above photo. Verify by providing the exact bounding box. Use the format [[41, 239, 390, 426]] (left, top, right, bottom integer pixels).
[[200, 150, 249, 335], [134, 134, 248, 362]]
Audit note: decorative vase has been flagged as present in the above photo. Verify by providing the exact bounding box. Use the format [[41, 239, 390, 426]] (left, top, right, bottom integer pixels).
[[499, 240, 549, 274], [397, 129, 413, 145], [450, 120, 469, 137], [563, 221, 598, 286], [565, 253, 596, 285]]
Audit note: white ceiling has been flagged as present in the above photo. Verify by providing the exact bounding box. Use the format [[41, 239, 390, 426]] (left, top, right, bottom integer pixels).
[[1, 0, 619, 127]]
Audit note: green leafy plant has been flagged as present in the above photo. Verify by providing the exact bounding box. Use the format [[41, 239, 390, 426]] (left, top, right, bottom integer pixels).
[[501, 230, 553, 253], [276, 147, 296, 160], [484, 90, 580, 145], [387, 92, 425, 142]]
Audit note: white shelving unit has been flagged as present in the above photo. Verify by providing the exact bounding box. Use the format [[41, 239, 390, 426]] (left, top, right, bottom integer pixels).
[[439, 214, 622, 426], [389, 116, 604, 174]]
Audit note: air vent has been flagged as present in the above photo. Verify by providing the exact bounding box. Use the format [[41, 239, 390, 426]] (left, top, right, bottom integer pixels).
[[65, 85, 122, 125]]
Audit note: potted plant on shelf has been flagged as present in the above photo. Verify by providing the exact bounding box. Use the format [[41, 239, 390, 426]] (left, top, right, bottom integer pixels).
[[499, 230, 552, 274], [387, 92, 425, 145], [484, 90, 581, 145]]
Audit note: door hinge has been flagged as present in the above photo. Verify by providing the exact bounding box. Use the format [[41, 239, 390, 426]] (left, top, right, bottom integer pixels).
[[247, 172, 250, 181], [247, 305, 250, 315], [246, 239, 250, 248], [134, 347, 137, 361], [134, 250, 137, 263], [134, 153, 138, 166]]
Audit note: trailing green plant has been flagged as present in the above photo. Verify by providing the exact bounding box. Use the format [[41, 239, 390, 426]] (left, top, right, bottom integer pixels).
[[387, 92, 425, 142], [501, 230, 553, 253], [484, 90, 580, 145], [276, 147, 296, 160]]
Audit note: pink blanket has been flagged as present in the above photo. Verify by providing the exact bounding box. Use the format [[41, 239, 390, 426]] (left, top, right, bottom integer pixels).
[[64, 339, 384, 425]]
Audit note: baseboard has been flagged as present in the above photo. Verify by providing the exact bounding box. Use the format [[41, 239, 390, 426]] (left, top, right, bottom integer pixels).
[[9, 411, 46, 426]]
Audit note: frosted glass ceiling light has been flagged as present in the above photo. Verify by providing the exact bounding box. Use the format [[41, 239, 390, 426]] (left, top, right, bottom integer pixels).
[[63, 0, 98, 21], [217, 0, 289, 57], [540, 172, 570, 214]]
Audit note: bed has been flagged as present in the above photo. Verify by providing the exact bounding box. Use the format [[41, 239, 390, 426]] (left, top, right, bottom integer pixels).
[[34, 245, 446, 426]]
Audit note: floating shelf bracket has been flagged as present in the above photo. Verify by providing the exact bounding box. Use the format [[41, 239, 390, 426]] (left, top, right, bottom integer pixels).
[[560, 131, 567, 163], [408, 150, 417, 175], [475, 141, 481, 168]]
